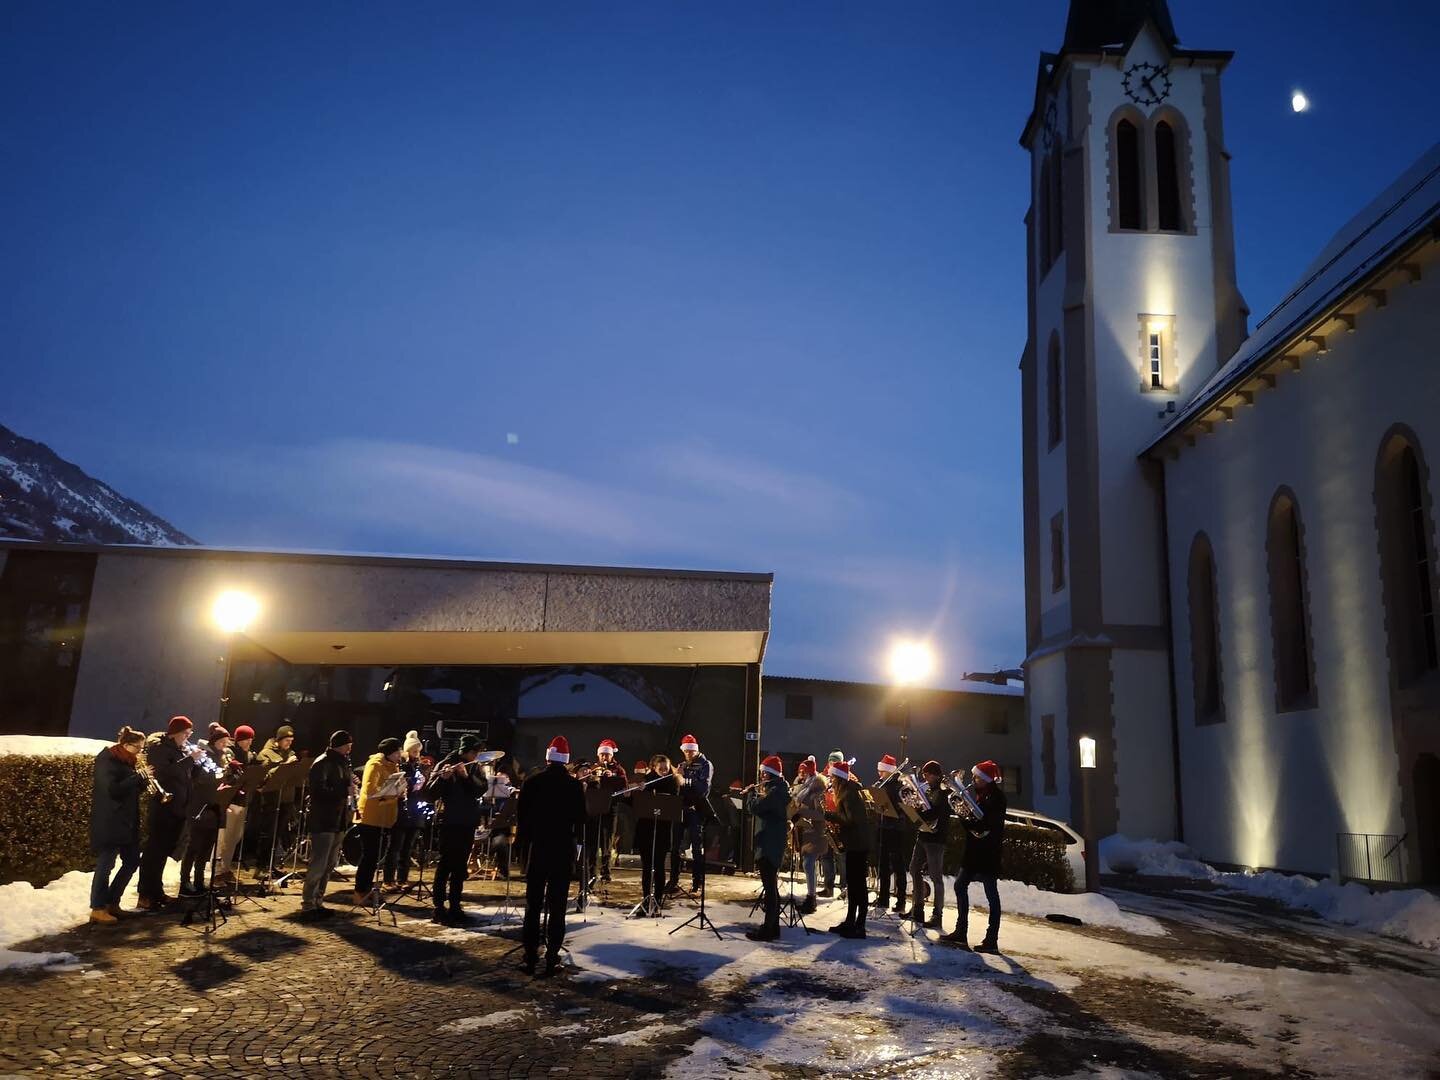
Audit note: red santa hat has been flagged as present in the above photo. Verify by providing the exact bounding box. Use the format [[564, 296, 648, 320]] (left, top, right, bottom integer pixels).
[[761, 754, 784, 778], [796, 758, 815, 777], [972, 760, 1002, 785], [828, 759, 852, 781], [546, 736, 571, 764], [679, 734, 700, 753], [597, 738, 619, 757], [635, 759, 651, 772], [167, 715, 193, 736], [876, 754, 899, 774]]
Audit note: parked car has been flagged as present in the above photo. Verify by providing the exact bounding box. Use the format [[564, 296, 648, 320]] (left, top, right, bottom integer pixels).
[[1004, 808, 1086, 892]]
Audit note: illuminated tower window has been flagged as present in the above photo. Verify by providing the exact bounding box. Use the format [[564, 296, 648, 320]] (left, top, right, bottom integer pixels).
[[1149, 332, 1163, 388]]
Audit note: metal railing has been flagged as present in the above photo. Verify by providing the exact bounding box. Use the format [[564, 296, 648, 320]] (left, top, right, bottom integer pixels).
[[1336, 832, 1408, 885]]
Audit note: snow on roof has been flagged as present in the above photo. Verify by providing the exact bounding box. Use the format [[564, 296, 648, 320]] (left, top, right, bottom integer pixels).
[[765, 674, 1023, 698], [1145, 142, 1440, 455]]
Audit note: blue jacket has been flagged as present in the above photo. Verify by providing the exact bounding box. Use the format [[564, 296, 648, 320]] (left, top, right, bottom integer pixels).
[[91, 748, 145, 851], [746, 775, 792, 864], [677, 753, 714, 808], [396, 759, 430, 828]]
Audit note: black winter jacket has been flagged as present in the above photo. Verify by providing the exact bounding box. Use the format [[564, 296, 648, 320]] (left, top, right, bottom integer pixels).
[[307, 749, 352, 834], [146, 734, 201, 820], [824, 777, 873, 854], [960, 786, 1007, 876], [516, 763, 586, 856], [915, 777, 952, 844], [424, 755, 487, 829], [91, 748, 145, 851]]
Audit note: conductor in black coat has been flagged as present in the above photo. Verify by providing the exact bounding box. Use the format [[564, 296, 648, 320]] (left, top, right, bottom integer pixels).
[[516, 736, 586, 976]]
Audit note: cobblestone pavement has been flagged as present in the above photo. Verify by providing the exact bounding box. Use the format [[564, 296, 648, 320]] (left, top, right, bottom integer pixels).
[[1, 870, 1438, 1079], [0, 873, 711, 1079]]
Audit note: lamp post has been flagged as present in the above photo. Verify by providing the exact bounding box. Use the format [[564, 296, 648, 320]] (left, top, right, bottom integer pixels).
[[211, 590, 260, 728], [1078, 735, 1099, 893], [887, 640, 935, 763]]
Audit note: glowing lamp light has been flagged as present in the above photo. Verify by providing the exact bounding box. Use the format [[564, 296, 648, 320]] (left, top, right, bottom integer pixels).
[[1291, 90, 1309, 114], [1078, 736, 1097, 770], [887, 640, 935, 687], [212, 590, 260, 634]]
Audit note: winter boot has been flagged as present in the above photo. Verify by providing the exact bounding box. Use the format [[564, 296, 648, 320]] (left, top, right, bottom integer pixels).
[[798, 896, 817, 915], [89, 908, 118, 925], [828, 920, 853, 935], [973, 935, 1000, 954], [941, 928, 969, 947]]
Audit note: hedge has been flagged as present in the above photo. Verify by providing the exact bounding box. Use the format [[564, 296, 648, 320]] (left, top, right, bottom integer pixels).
[[0, 752, 114, 886], [942, 818, 1075, 893]]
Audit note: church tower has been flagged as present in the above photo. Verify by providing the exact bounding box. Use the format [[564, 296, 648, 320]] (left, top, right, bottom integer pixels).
[[1019, 0, 1247, 841]]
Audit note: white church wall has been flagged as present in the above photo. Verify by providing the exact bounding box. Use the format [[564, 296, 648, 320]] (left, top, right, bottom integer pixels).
[[1035, 235, 1070, 635], [1026, 651, 1071, 822], [1110, 648, 1175, 838], [1166, 266, 1438, 874]]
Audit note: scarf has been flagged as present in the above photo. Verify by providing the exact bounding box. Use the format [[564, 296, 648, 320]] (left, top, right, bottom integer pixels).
[[110, 744, 138, 767]]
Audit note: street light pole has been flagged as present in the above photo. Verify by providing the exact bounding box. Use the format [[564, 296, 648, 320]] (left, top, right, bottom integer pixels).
[[1078, 735, 1099, 893], [899, 696, 910, 763]]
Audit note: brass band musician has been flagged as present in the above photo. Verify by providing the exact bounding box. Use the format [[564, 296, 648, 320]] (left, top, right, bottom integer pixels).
[[744, 755, 791, 942], [787, 757, 828, 915], [942, 760, 1007, 953], [581, 739, 628, 884]]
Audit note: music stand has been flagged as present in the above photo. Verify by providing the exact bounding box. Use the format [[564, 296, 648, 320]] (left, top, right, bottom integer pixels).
[[668, 795, 720, 940], [481, 799, 519, 924], [628, 791, 680, 919], [867, 784, 904, 923], [574, 787, 610, 914], [182, 778, 235, 935], [229, 763, 270, 908], [259, 760, 309, 891]]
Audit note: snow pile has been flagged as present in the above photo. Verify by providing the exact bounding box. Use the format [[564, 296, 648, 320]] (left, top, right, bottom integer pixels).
[[1101, 834, 1215, 879], [0, 864, 182, 971], [0, 735, 110, 758], [1101, 834, 1440, 951], [949, 875, 1167, 936]]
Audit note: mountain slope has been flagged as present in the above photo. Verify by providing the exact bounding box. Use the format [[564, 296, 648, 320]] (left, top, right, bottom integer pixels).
[[0, 424, 195, 546]]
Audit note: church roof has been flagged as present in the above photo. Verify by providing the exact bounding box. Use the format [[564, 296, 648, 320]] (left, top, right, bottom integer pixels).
[[1063, 0, 1178, 52], [1144, 142, 1440, 457]]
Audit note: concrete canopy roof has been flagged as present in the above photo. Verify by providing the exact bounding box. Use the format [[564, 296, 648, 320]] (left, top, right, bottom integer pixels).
[[243, 629, 766, 666]]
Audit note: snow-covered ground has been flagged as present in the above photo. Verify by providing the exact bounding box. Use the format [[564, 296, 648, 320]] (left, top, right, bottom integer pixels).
[[422, 877, 1440, 1078], [1101, 834, 1440, 951], [0, 863, 182, 972], [0, 734, 110, 758]]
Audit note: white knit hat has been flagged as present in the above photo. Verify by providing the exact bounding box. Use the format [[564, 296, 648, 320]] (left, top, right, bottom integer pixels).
[[403, 730, 423, 755]]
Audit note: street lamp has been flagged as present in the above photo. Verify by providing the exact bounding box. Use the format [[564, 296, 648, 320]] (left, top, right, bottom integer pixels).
[[211, 590, 260, 728], [1078, 735, 1099, 892], [887, 640, 935, 763]]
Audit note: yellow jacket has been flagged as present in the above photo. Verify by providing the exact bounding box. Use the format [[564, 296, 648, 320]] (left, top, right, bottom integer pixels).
[[356, 753, 399, 828]]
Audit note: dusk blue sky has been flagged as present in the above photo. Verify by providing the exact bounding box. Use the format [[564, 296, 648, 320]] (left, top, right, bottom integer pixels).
[[4, 2, 1436, 686]]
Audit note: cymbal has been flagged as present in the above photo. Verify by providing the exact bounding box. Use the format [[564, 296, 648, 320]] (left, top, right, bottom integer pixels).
[[473, 749, 506, 764]]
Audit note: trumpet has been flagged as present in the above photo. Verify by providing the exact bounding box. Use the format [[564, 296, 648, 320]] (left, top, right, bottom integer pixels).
[[136, 747, 172, 803], [185, 741, 225, 778]]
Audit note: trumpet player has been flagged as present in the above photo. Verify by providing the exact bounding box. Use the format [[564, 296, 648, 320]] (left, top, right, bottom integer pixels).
[[582, 738, 628, 884], [88, 726, 150, 923], [744, 756, 790, 942], [943, 761, 1007, 953], [872, 754, 910, 915], [137, 716, 207, 911], [907, 760, 951, 929]]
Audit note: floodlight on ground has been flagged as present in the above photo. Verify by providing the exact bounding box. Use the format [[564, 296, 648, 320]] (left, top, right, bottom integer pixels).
[[887, 640, 935, 688], [1079, 736, 1097, 770], [212, 590, 260, 634]]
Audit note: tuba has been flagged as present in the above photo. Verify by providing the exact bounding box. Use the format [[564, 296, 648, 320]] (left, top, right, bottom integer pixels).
[[942, 770, 990, 838], [897, 763, 939, 834]]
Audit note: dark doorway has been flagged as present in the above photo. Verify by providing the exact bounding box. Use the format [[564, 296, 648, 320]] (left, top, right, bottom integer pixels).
[[0, 550, 97, 735], [1414, 753, 1440, 883]]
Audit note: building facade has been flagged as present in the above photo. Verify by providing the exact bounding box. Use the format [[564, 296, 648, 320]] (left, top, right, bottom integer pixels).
[[0, 541, 772, 788], [761, 675, 1029, 806], [1019, 1, 1440, 881]]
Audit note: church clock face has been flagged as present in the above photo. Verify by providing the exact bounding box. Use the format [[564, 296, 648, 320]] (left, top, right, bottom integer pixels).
[[1122, 62, 1172, 107]]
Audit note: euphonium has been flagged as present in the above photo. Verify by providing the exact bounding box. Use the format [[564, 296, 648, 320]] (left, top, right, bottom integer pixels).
[[897, 764, 938, 833], [943, 771, 990, 837]]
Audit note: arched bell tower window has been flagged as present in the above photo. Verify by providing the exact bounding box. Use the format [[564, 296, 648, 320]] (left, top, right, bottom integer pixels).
[[1115, 118, 1144, 230], [1375, 427, 1439, 684], [1187, 533, 1224, 724], [1267, 489, 1317, 712], [1155, 120, 1182, 231]]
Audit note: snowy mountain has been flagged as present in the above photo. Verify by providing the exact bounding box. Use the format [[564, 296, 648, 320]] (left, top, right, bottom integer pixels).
[[0, 424, 195, 546]]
